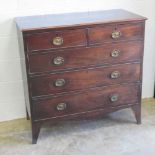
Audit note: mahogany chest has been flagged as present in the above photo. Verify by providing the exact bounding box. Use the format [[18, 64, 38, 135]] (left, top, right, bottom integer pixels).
[[15, 9, 146, 144]]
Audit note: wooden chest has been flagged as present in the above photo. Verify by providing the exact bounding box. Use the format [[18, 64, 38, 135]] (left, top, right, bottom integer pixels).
[[15, 9, 146, 144]]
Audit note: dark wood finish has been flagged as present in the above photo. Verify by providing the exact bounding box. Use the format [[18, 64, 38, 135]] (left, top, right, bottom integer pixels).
[[30, 63, 141, 97], [26, 29, 87, 51], [89, 23, 144, 44], [33, 84, 140, 120], [15, 9, 146, 144], [33, 104, 140, 122], [131, 104, 141, 124], [29, 41, 143, 74], [32, 122, 42, 144]]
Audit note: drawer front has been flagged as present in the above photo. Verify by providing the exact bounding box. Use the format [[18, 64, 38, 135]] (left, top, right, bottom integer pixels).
[[30, 63, 141, 97], [89, 23, 144, 45], [29, 41, 143, 73], [33, 84, 140, 120], [26, 29, 87, 51]]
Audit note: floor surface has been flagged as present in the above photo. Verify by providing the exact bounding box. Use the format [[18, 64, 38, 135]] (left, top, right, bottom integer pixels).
[[0, 98, 155, 155]]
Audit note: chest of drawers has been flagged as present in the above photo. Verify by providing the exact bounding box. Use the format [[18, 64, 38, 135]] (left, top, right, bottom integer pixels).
[[15, 9, 146, 144]]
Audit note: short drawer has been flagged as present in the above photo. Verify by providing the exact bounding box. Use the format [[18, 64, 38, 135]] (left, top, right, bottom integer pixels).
[[28, 41, 143, 74], [32, 84, 140, 120], [89, 23, 144, 45], [25, 29, 87, 52], [30, 63, 141, 97]]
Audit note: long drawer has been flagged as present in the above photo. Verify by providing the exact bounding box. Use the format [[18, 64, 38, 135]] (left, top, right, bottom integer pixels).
[[30, 63, 141, 97], [28, 41, 143, 74], [32, 84, 140, 120]]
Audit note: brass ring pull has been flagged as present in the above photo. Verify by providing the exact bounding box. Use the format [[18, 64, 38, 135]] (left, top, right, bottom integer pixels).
[[111, 31, 121, 39], [54, 79, 66, 87], [53, 37, 63, 46], [57, 103, 67, 111], [111, 71, 121, 79], [53, 56, 64, 65], [110, 94, 119, 102], [111, 49, 120, 58]]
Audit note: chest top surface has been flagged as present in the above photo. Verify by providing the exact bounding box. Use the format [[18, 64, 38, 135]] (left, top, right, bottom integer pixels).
[[15, 9, 146, 32]]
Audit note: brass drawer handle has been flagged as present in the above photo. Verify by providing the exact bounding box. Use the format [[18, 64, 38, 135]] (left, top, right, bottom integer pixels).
[[54, 79, 66, 87], [53, 56, 64, 65], [111, 49, 120, 58], [57, 103, 67, 111], [110, 94, 119, 102], [111, 31, 121, 39], [111, 71, 121, 79], [53, 37, 63, 46]]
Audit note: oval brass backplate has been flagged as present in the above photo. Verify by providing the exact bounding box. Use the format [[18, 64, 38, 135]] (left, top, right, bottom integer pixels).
[[57, 103, 67, 111], [54, 79, 66, 87], [110, 94, 119, 102], [53, 37, 63, 46], [111, 31, 121, 39], [111, 49, 120, 58], [53, 56, 64, 65], [110, 71, 121, 79]]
